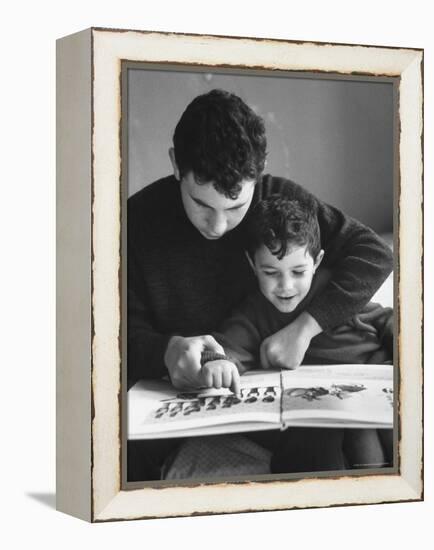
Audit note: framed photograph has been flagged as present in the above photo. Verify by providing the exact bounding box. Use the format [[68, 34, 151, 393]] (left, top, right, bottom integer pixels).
[[56, 27, 423, 522]]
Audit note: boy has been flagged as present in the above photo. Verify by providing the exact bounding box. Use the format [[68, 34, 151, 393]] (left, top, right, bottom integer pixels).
[[128, 89, 393, 479], [200, 195, 393, 471]]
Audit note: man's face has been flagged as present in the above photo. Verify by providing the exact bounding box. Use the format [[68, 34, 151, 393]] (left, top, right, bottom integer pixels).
[[252, 244, 323, 313], [179, 172, 255, 239]]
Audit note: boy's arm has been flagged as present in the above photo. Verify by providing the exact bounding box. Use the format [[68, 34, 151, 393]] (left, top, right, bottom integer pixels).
[[258, 271, 331, 369], [200, 352, 241, 395], [198, 303, 262, 394], [211, 302, 264, 374]]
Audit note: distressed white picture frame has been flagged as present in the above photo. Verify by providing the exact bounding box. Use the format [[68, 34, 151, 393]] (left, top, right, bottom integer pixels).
[[56, 27, 423, 522]]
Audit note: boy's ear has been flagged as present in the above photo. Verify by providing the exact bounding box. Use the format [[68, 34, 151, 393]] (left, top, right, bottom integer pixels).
[[314, 249, 325, 270], [168, 148, 180, 181], [245, 251, 257, 273]]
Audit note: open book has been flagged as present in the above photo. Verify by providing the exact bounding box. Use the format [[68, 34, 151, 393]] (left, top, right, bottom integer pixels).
[[128, 364, 394, 440]]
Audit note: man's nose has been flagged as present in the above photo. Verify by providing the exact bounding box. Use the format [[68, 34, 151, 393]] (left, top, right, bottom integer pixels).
[[208, 212, 227, 236]]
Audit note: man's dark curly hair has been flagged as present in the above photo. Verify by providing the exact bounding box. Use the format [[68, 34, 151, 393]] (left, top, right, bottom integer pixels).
[[246, 195, 321, 261], [173, 89, 267, 199]]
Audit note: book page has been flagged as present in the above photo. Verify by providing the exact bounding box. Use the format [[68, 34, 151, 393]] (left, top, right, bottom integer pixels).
[[281, 364, 394, 429], [128, 370, 282, 439]]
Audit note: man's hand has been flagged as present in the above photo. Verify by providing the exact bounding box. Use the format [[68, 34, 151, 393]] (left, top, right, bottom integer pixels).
[[164, 334, 224, 390], [201, 360, 241, 396], [260, 312, 322, 369]]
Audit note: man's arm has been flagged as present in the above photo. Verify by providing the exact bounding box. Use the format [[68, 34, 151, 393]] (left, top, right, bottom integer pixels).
[[128, 261, 224, 389], [127, 247, 171, 388], [127, 222, 224, 390], [355, 302, 394, 357], [373, 307, 394, 356], [128, 286, 225, 390], [307, 202, 393, 331]]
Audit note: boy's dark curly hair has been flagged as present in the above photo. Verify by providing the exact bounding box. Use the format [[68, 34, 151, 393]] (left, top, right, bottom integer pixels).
[[173, 89, 267, 199], [246, 195, 321, 261]]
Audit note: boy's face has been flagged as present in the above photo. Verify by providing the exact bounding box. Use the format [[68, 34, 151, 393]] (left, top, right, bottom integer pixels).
[[179, 171, 255, 240], [252, 244, 323, 313]]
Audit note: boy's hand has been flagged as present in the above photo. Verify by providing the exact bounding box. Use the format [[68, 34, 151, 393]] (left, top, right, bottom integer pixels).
[[201, 360, 241, 396], [164, 335, 224, 390], [260, 312, 322, 369]]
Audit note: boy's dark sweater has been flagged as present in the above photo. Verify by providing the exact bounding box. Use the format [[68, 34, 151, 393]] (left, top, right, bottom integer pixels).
[[215, 286, 393, 373], [128, 174, 393, 387]]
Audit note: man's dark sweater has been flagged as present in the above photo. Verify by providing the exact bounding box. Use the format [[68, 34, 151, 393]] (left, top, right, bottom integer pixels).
[[127, 174, 393, 388]]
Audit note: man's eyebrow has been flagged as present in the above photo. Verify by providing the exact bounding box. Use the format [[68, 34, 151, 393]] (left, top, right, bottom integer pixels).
[[227, 201, 248, 210], [189, 193, 248, 210], [191, 195, 211, 208]]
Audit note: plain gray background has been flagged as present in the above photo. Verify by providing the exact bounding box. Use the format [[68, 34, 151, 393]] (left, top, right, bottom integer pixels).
[[128, 68, 394, 234]]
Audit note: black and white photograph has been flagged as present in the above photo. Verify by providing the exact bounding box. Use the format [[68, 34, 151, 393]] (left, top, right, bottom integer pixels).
[[124, 66, 396, 484]]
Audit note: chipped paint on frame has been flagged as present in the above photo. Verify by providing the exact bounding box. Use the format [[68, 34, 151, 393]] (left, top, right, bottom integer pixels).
[[89, 27, 423, 522]]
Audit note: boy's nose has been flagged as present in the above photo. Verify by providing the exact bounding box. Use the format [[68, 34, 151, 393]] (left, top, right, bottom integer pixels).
[[279, 275, 294, 292]]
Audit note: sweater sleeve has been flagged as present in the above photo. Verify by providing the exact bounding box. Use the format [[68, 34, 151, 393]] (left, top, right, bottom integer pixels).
[[127, 212, 171, 389], [262, 177, 394, 330], [309, 201, 393, 330], [213, 302, 263, 374], [355, 302, 394, 357], [373, 307, 394, 355]]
